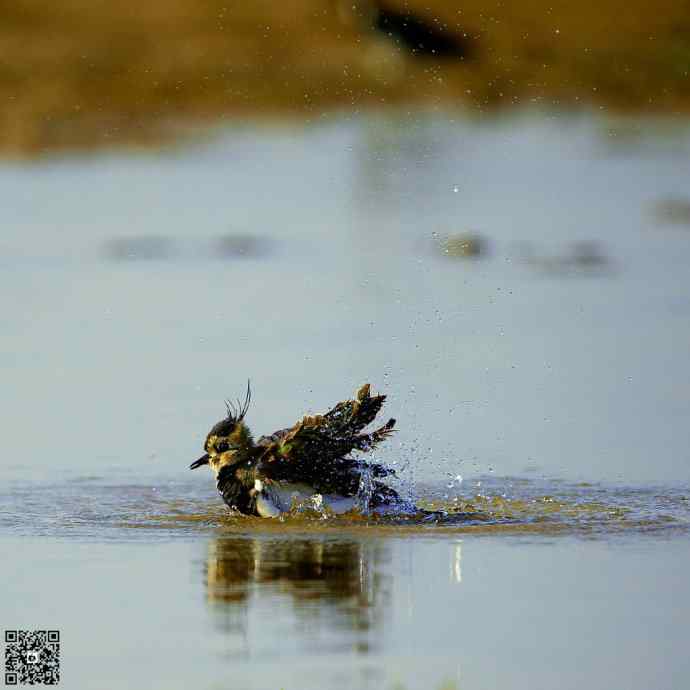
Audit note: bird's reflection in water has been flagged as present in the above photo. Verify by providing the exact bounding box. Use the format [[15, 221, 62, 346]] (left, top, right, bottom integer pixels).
[[204, 536, 390, 657]]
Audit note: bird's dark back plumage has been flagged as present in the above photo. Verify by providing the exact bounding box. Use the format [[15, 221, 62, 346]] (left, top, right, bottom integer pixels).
[[255, 384, 396, 496]]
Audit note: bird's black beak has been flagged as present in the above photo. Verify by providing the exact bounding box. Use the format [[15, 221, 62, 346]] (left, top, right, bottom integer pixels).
[[189, 453, 210, 470]]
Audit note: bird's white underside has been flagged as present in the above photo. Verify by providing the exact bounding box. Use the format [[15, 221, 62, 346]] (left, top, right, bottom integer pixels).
[[255, 480, 357, 518]]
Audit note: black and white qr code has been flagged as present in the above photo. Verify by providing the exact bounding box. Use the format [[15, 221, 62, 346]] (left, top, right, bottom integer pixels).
[[4, 631, 60, 685]]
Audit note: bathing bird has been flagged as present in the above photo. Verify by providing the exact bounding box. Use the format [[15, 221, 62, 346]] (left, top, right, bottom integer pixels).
[[190, 383, 403, 517]]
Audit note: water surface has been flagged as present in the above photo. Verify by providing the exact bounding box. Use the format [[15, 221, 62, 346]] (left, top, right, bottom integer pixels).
[[2, 111, 690, 689]]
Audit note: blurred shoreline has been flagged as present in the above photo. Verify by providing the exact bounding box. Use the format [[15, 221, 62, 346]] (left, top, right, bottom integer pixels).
[[3, 0, 690, 156]]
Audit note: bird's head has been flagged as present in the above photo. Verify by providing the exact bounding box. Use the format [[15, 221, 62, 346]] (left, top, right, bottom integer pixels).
[[190, 382, 254, 474]]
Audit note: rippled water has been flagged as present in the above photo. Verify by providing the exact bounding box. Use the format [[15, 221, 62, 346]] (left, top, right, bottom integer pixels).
[[3, 111, 690, 689], [3, 473, 690, 690], [0, 475, 688, 541]]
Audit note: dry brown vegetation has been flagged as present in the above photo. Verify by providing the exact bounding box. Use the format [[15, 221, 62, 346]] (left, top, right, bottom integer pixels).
[[2, 0, 690, 155]]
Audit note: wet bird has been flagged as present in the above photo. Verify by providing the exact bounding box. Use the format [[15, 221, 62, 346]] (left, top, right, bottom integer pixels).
[[190, 383, 406, 517]]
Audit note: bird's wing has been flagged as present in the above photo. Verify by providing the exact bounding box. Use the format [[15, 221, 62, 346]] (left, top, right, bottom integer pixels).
[[256, 428, 292, 447], [256, 384, 396, 494], [322, 383, 389, 436]]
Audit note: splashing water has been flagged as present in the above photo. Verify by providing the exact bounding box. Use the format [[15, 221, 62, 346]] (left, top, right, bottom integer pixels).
[[356, 464, 375, 513], [1, 474, 688, 541]]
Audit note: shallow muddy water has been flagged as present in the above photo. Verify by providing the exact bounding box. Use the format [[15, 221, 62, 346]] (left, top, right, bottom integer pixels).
[[2, 475, 689, 541], [2, 111, 690, 688], [3, 502, 690, 690]]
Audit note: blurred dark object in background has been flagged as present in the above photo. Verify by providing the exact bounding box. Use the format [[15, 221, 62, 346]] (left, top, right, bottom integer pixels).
[[214, 233, 271, 259], [102, 233, 272, 262], [518, 240, 612, 276], [103, 236, 175, 262], [651, 199, 690, 227], [437, 232, 488, 259], [2, 0, 690, 156], [372, 1, 473, 58]]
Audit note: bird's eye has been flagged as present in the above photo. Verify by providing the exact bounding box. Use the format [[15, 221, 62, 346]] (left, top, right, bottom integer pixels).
[[216, 441, 230, 454]]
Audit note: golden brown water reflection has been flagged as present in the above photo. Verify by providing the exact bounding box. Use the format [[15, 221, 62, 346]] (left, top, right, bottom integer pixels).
[[205, 536, 388, 654]]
